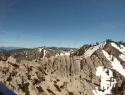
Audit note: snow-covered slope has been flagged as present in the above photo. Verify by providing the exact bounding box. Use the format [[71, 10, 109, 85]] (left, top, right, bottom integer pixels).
[[103, 50, 125, 77], [93, 66, 116, 95], [111, 42, 125, 61], [84, 41, 106, 57], [92, 41, 125, 95], [111, 42, 125, 55]]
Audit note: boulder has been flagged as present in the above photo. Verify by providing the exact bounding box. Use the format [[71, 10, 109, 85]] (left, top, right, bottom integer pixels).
[[7, 56, 16, 64]]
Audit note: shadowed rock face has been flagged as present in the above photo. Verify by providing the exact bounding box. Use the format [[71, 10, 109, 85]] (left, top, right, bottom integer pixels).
[[0, 55, 7, 61], [38, 55, 81, 77], [0, 50, 10, 61], [104, 41, 125, 69], [73, 44, 92, 56]]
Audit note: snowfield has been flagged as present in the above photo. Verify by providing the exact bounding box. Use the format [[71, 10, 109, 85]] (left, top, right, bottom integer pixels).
[[93, 44, 125, 95], [84, 41, 106, 57], [119, 54, 125, 61], [93, 66, 116, 95], [102, 50, 125, 77], [111, 42, 125, 55]]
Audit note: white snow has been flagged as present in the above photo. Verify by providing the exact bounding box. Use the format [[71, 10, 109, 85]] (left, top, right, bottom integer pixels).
[[64, 52, 70, 56], [93, 66, 116, 95], [60, 53, 64, 56], [55, 52, 70, 56], [55, 53, 59, 56], [38, 48, 43, 53], [43, 49, 47, 58], [119, 54, 125, 61], [37, 48, 47, 58], [84, 41, 106, 57], [111, 42, 125, 55], [111, 42, 125, 61], [102, 50, 125, 77], [93, 47, 125, 95]]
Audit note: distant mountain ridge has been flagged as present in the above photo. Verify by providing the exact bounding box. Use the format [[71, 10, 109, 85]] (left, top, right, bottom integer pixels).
[[0, 46, 78, 51], [0, 46, 23, 51], [0, 46, 78, 62]]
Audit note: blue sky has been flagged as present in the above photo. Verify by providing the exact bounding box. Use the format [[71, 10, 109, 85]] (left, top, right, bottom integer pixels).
[[0, 0, 125, 48]]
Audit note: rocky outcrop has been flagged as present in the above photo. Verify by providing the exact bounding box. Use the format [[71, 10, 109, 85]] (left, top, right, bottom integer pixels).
[[73, 44, 92, 56], [7, 56, 16, 64]]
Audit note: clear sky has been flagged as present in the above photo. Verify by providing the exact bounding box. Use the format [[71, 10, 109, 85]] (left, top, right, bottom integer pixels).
[[0, 0, 125, 48]]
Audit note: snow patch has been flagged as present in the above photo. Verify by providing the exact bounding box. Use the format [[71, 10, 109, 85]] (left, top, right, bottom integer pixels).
[[84, 41, 106, 57], [56, 52, 70, 56], [43, 49, 47, 58], [119, 54, 125, 61], [93, 66, 116, 95], [60, 53, 64, 56], [111, 42, 125, 61], [64, 52, 70, 55], [102, 50, 125, 77], [55, 53, 59, 56], [38, 48, 43, 53], [111, 42, 125, 55], [37, 48, 47, 58]]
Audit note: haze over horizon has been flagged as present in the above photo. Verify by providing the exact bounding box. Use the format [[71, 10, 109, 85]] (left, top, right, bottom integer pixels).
[[0, 0, 125, 48]]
